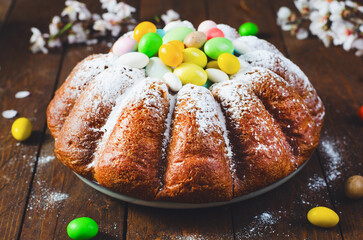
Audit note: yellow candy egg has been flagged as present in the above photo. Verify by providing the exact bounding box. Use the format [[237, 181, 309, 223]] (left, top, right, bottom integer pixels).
[[11, 117, 32, 141], [206, 60, 219, 69], [133, 21, 157, 42], [158, 43, 183, 67], [173, 63, 207, 86], [307, 206, 339, 228], [169, 40, 185, 52], [182, 48, 207, 68], [217, 53, 240, 75]]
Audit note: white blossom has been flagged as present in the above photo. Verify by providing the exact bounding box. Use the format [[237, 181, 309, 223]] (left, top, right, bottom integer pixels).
[[294, 0, 309, 13], [296, 28, 309, 39], [61, 1, 91, 22], [30, 27, 48, 54], [68, 23, 88, 44], [93, 19, 111, 35], [100, 0, 117, 12], [161, 9, 180, 24], [114, 2, 136, 19], [329, 1, 346, 21], [277, 7, 294, 31], [352, 39, 363, 56], [330, 20, 356, 50]]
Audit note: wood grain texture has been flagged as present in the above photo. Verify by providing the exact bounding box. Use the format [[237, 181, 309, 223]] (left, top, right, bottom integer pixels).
[[0, 0, 12, 29], [208, 0, 343, 239], [270, 1, 363, 239], [0, 0, 362, 239], [0, 0, 67, 238]]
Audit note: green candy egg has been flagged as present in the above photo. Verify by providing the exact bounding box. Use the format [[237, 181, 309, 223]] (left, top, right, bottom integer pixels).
[[174, 63, 207, 86], [203, 37, 234, 60], [203, 79, 214, 89], [238, 22, 259, 36], [138, 32, 163, 57], [67, 217, 98, 240], [163, 27, 194, 44]]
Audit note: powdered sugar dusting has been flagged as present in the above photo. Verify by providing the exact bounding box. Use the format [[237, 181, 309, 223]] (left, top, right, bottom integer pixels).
[[307, 173, 327, 191], [233, 36, 283, 55], [236, 211, 281, 238], [217, 24, 239, 40], [27, 181, 69, 211], [320, 138, 342, 181], [176, 85, 223, 135], [161, 93, 176, 160], [38, 155, 55, 165]]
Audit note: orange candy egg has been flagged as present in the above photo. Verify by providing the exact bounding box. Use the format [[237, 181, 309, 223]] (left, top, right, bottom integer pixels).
[[168, 40, 185, 52], [158, 43, 183, 67], [133, 21, 157, 42]]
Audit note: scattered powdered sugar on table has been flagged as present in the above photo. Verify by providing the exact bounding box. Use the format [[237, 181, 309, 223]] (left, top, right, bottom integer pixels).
[[2, 109, 17, 119], [236, 211, 282, 238], [307, 174, 327, 192], [15, 90, 30, 98], [27, 180, 69, 211], [38, 155, 55, 165], [320, 138, 342, 181]]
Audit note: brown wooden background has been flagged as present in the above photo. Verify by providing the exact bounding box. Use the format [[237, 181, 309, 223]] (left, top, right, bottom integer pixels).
[[0, 0, 362, 239]]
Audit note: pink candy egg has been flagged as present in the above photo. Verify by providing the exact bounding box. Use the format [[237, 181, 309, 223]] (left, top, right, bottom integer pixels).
[[111, 37, 138, 57], [197, 20, 217, 33], [205, 27, 224, 40]]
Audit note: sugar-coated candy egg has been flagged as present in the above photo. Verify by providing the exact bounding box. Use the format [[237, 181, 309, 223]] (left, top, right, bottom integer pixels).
[[206, 60, 219, 69], [204, 37, 234, 59], [307, 207, 339, 228], [116, 52, 149, 69], [156, 28, 165, 37], [164, 20, 195, 33], [146, 57, 172, 78], [203, 79, 214, 89], [169, 40, 185, 52], [182, 48, 207, 68], [205, 27, 224, 40], [11, 117, 32, 141], [158, 43, 183, 67], [67, 217, 98, 240], [133, 21, 157, 42], [238, 22, 259, 36], [206, 68, 229, 83], [138, 32, 163, 57], [184, 31, 207, 49], [111, 37, 138, 57], [163, 27, 194, 44], [163, 72, 182, 92], [345, 175, 363, 199], [217, 53, 240, 74], [174, 63, 207, 86], [197, 20, 217, 33], [359, 105, 363, 121]]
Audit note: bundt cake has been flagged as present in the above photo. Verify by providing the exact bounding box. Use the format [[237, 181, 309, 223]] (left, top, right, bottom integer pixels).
[[47, 20, 325, 203]]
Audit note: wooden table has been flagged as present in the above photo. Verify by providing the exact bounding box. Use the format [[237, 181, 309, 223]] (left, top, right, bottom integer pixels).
[[0, 0, 362, 239]]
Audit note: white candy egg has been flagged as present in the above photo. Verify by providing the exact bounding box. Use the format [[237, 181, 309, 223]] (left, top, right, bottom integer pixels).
[[163, 72, 182, 92], [206, 68, 229, 83], [197, 20, 217, 33], [146, 57, 172, 78], [115, 52, 149, 69]]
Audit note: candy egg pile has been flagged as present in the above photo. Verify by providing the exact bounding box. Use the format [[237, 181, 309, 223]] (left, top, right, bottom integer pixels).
[[112, 20, 259, 91]]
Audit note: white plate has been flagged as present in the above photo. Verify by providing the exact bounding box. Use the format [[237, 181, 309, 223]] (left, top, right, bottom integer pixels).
[[75, 158, 310, 209]]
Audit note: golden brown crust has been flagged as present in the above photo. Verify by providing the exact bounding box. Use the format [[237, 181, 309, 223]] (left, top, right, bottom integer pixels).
[[94, 80, 170, 200], [156, 85, 233, 203], [47, 54, 115, 138]]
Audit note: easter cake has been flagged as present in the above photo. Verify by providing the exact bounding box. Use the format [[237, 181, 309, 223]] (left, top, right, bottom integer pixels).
[[47, 20, 325, 203]]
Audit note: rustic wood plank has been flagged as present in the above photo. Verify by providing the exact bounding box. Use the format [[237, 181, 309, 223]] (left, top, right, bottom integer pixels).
[[208, 0, 342, 239], [0, 0, 69, 238], [19, 0, 139, 238], [126, 1, 234, 239], [0, 0, 13, 29], [270, 1, 363, 239]]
